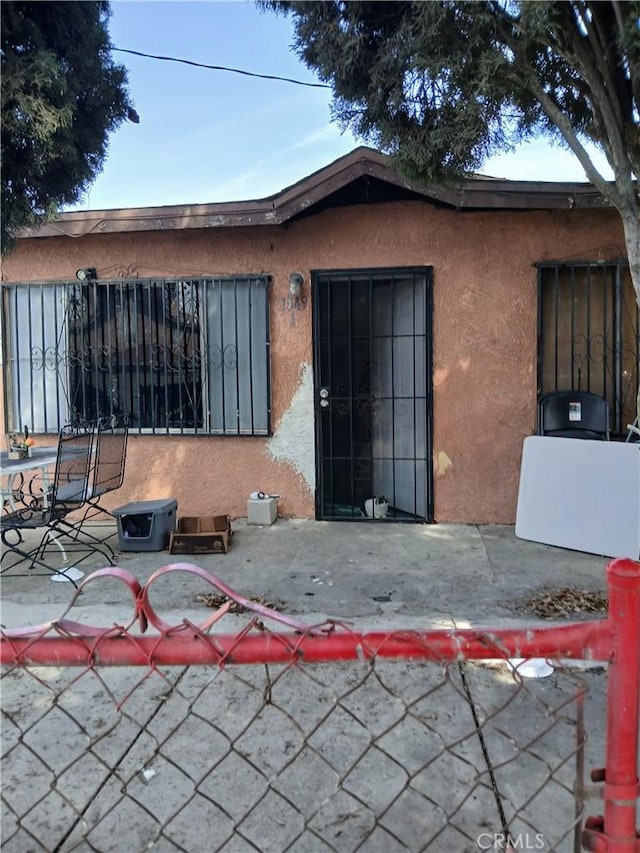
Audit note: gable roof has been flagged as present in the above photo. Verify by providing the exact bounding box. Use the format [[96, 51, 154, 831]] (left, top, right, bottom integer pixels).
[[21, 146, 612, 240]]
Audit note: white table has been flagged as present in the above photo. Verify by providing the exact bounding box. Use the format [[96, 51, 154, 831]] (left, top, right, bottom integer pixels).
[[516, 436, 640, 559], [1, 447, 58, 511]]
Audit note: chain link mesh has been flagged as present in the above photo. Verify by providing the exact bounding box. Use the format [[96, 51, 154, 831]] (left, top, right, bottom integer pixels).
[[2, 614, 592, 853]]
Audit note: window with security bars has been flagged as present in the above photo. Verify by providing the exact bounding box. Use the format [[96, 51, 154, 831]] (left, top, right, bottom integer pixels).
[[2, 276, 271, 435], [537, 261, 638, 437]]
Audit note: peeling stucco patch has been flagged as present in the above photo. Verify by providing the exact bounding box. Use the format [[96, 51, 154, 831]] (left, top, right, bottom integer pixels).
[[435, 450, 453, 477], [267, 363, 315, 491]]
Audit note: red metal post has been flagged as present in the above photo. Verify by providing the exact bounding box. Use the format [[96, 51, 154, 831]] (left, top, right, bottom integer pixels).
[[604, 558, 640, 849], [584, 558, 640, 852]]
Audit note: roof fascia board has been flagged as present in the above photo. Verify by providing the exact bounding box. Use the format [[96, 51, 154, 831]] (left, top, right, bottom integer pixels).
[[16, 147, 612, 241]]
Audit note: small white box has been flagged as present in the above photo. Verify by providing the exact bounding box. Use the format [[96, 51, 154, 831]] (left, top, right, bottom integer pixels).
[[247, 497, 277, 525]]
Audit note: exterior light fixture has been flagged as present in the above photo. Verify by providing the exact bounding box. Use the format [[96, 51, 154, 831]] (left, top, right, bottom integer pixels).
[[76, 267, 97, 281], [289, 272, 304, 298]]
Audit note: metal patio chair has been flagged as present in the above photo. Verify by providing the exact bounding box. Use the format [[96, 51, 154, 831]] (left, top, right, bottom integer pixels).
[[88, 414, 129, 514], [537, 390, 610, 440], [0, 424, 113, 585], [70, 414, 129, 550]]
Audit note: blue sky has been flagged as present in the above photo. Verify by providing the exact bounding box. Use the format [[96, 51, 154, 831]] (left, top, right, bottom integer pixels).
[[72, 0, 613, 212]]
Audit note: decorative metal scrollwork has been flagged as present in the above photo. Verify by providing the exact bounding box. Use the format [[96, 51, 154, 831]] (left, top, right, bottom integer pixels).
[[207, 344, 238, 371], [571, 333, 608, 368], [68, 346, 95, 373], [111, 264, 140, 279], [30, 346, 67, 373], [223, 344, 237, 370], [150, 343, 202, 373], [151, 344, 178, 373], [355, 399, 372, 420], [182, 350, 202, 371]]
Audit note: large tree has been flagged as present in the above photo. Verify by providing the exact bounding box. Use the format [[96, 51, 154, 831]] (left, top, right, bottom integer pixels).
[[1, 1, 136, 254], [266, 1, 640, 306]]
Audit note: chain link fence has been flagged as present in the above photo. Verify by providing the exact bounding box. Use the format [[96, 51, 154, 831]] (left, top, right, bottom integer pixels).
[[1, 558, 639, 853]]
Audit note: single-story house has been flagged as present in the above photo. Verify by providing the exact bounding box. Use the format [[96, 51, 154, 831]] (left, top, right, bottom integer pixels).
[[1, 147, 637, 523]]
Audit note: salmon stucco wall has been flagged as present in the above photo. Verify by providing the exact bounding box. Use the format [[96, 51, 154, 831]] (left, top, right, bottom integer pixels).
[[0, 200, 625, 523]]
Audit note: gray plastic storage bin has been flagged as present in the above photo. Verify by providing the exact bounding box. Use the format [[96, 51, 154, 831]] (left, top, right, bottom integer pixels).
[[113, 499, 178, 551]]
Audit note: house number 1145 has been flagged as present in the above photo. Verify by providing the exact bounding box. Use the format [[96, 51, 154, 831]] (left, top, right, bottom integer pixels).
[[281, 294, 308, 325]]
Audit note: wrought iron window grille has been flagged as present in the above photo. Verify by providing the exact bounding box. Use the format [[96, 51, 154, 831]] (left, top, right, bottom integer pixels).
[[537, 260, 639, 438], [2, 276, 271, 436]]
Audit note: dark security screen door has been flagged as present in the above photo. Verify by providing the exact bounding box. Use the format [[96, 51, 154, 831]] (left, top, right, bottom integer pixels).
[[313, 268, 433, 521]]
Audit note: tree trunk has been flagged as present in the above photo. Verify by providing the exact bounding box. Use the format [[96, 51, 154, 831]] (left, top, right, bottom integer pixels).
[[620, 209, 640, 310], [619, 208, 640, 425]]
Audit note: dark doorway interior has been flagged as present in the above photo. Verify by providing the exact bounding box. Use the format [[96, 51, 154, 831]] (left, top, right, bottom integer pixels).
[[313, 268, 433, 521]]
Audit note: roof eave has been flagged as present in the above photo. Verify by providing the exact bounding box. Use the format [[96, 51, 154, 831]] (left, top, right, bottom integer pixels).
[[16, 147, 613, 240]]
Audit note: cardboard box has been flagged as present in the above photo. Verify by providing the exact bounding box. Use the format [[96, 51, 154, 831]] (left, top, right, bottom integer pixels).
[[169, 515, 232, 554]]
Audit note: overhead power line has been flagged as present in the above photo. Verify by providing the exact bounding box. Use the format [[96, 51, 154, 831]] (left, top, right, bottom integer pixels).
[[112, 47, 331, 89]]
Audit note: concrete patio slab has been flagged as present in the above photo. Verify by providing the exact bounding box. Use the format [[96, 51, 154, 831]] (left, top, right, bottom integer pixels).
[[1, 520, 610, 630]]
